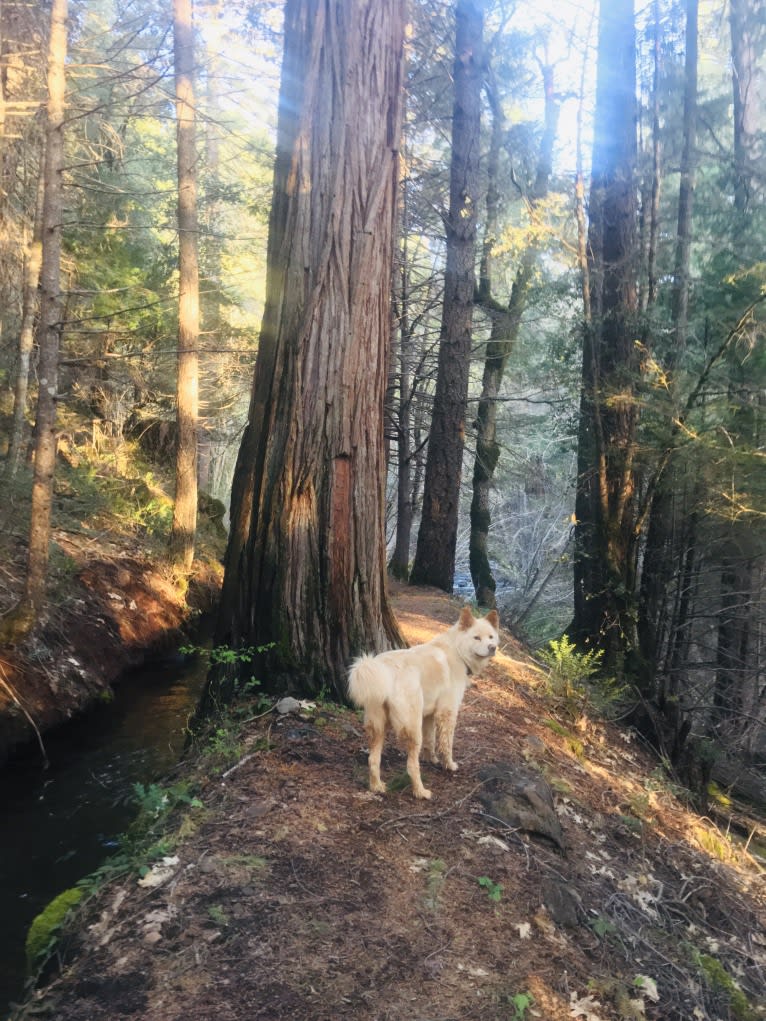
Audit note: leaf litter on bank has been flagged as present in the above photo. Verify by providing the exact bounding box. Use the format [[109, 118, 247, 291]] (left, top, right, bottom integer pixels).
[[12, 584, 766, 1021]]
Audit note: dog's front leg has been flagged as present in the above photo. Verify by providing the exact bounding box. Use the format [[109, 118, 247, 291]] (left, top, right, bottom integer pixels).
[[435, 710, 458, 772]]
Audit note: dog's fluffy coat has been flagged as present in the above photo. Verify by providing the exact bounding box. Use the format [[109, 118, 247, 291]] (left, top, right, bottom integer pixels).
[[348, 607, 499, 799]]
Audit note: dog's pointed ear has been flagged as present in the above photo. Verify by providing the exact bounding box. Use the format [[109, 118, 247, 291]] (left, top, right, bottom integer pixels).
[[486, 610, 500, 629], [458, 606, 474, 630]]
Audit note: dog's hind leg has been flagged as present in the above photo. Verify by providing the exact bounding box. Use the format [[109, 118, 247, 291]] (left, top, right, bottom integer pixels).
[[422, 714, 438, 764], [403, 731, 432, 799], [435, 710, 458, 772], [386, 678, 431, 799], [364, 711, 388, 794]]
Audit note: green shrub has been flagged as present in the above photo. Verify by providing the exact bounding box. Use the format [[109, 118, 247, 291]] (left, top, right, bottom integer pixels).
[[477, 875, 503, 902], [538, 634, 603, 699]]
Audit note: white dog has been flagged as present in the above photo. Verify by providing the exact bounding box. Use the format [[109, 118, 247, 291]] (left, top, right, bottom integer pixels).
[[348, 607, 500, 799]]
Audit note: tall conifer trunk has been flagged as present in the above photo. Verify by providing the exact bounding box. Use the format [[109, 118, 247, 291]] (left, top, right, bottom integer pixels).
[[169, 0, 200, 572], [203, 0, 406, 708], [711, 0, 763, 738], [638, 0, 698, 692], [409, 0, 484, 593], [388, 211, 415, 581], [22, 0, 67, 617], [6, 175, 44, 480], [469, 65, 558, 608], [573, 0, 639, 672]]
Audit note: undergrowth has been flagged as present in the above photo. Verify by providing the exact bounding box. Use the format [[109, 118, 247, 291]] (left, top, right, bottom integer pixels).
[[537, 634, 626, 719]]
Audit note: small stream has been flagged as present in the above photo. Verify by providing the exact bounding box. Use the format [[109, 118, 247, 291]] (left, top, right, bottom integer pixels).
[[0, 652, 209, 1017]]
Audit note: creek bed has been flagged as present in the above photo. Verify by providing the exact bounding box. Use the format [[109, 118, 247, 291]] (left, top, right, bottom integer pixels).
[[0, 653, 208, 1016]]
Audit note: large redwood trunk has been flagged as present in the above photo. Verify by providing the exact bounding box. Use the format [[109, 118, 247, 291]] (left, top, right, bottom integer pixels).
[[208, 0, 406, 704]]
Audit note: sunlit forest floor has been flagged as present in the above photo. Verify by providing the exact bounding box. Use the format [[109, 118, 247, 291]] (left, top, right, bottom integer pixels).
[[13, 584, 765, 1021]]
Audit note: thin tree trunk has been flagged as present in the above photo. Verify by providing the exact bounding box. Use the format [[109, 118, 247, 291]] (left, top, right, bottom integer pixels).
[[714, 554, 752, 733], [670, 0, 697, 352], [711, 0, 762, 740], [574, 6, 596, 325], [389, 342, 415, 581], [714, 379, 760, 739], [23, 0, 67, 616], [0, 0, 6, 354], [0, 4, 5, 152], [169, 0, 199, 572], [638, 0, 698, 689], [202, 0, 223, 338], [729, 0, 758, 215], [6, 173, 44, 480], [388, 155, 414, 582], [203, 0, 406, 709], [388, 201, 414, 581], [199, 0, 224, 496], [469, 64, 558, 609], [410, 0, 484, 593], [665, 500, 699, 687], [571, 10, 595, 635], [644, 0, 662, 312], [469, 74, 504, 609]]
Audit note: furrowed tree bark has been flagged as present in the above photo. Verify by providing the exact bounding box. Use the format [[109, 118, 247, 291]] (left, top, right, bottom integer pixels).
[[169, 0, 200, 573], [410, 0, 484, 593], [21, 0, 67, 619], [202, 0, 406, 708]]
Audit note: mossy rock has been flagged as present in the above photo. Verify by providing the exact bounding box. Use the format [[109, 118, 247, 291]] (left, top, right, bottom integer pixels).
[[26, 887, 84, 971], [698, 953, 757, 1021]]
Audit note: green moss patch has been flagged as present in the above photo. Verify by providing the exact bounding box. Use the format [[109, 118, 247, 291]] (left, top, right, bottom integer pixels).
[[26, 887, 84, 971]]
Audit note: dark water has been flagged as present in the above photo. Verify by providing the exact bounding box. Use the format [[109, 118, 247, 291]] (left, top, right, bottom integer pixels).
[[0, 653, 209, 1017]]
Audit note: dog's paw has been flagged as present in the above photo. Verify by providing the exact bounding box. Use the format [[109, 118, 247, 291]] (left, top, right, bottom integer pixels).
[[445, 760, 458, 772], [414, 786, 433, 800], [370, 780, 387, 794]]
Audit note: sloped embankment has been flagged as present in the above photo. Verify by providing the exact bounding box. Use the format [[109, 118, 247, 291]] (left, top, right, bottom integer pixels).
[[13, 585, 766, 1021], [0, 526, 220, 766]]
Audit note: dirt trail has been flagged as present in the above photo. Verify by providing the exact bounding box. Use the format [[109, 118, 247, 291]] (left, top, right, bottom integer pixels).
[[14, 586, 766, 1021]]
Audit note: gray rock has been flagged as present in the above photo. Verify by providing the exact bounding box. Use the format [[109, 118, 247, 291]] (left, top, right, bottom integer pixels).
[[477, 761, 566, 851], [276, 696, 302, 715], [541, 877, 581, 927]]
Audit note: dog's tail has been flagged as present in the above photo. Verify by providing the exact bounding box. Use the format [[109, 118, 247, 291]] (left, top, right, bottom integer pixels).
[[347, 655, 388, 710]]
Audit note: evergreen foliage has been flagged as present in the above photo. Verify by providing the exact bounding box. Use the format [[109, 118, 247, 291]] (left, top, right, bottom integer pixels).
[[0, 0, 763, 764]]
